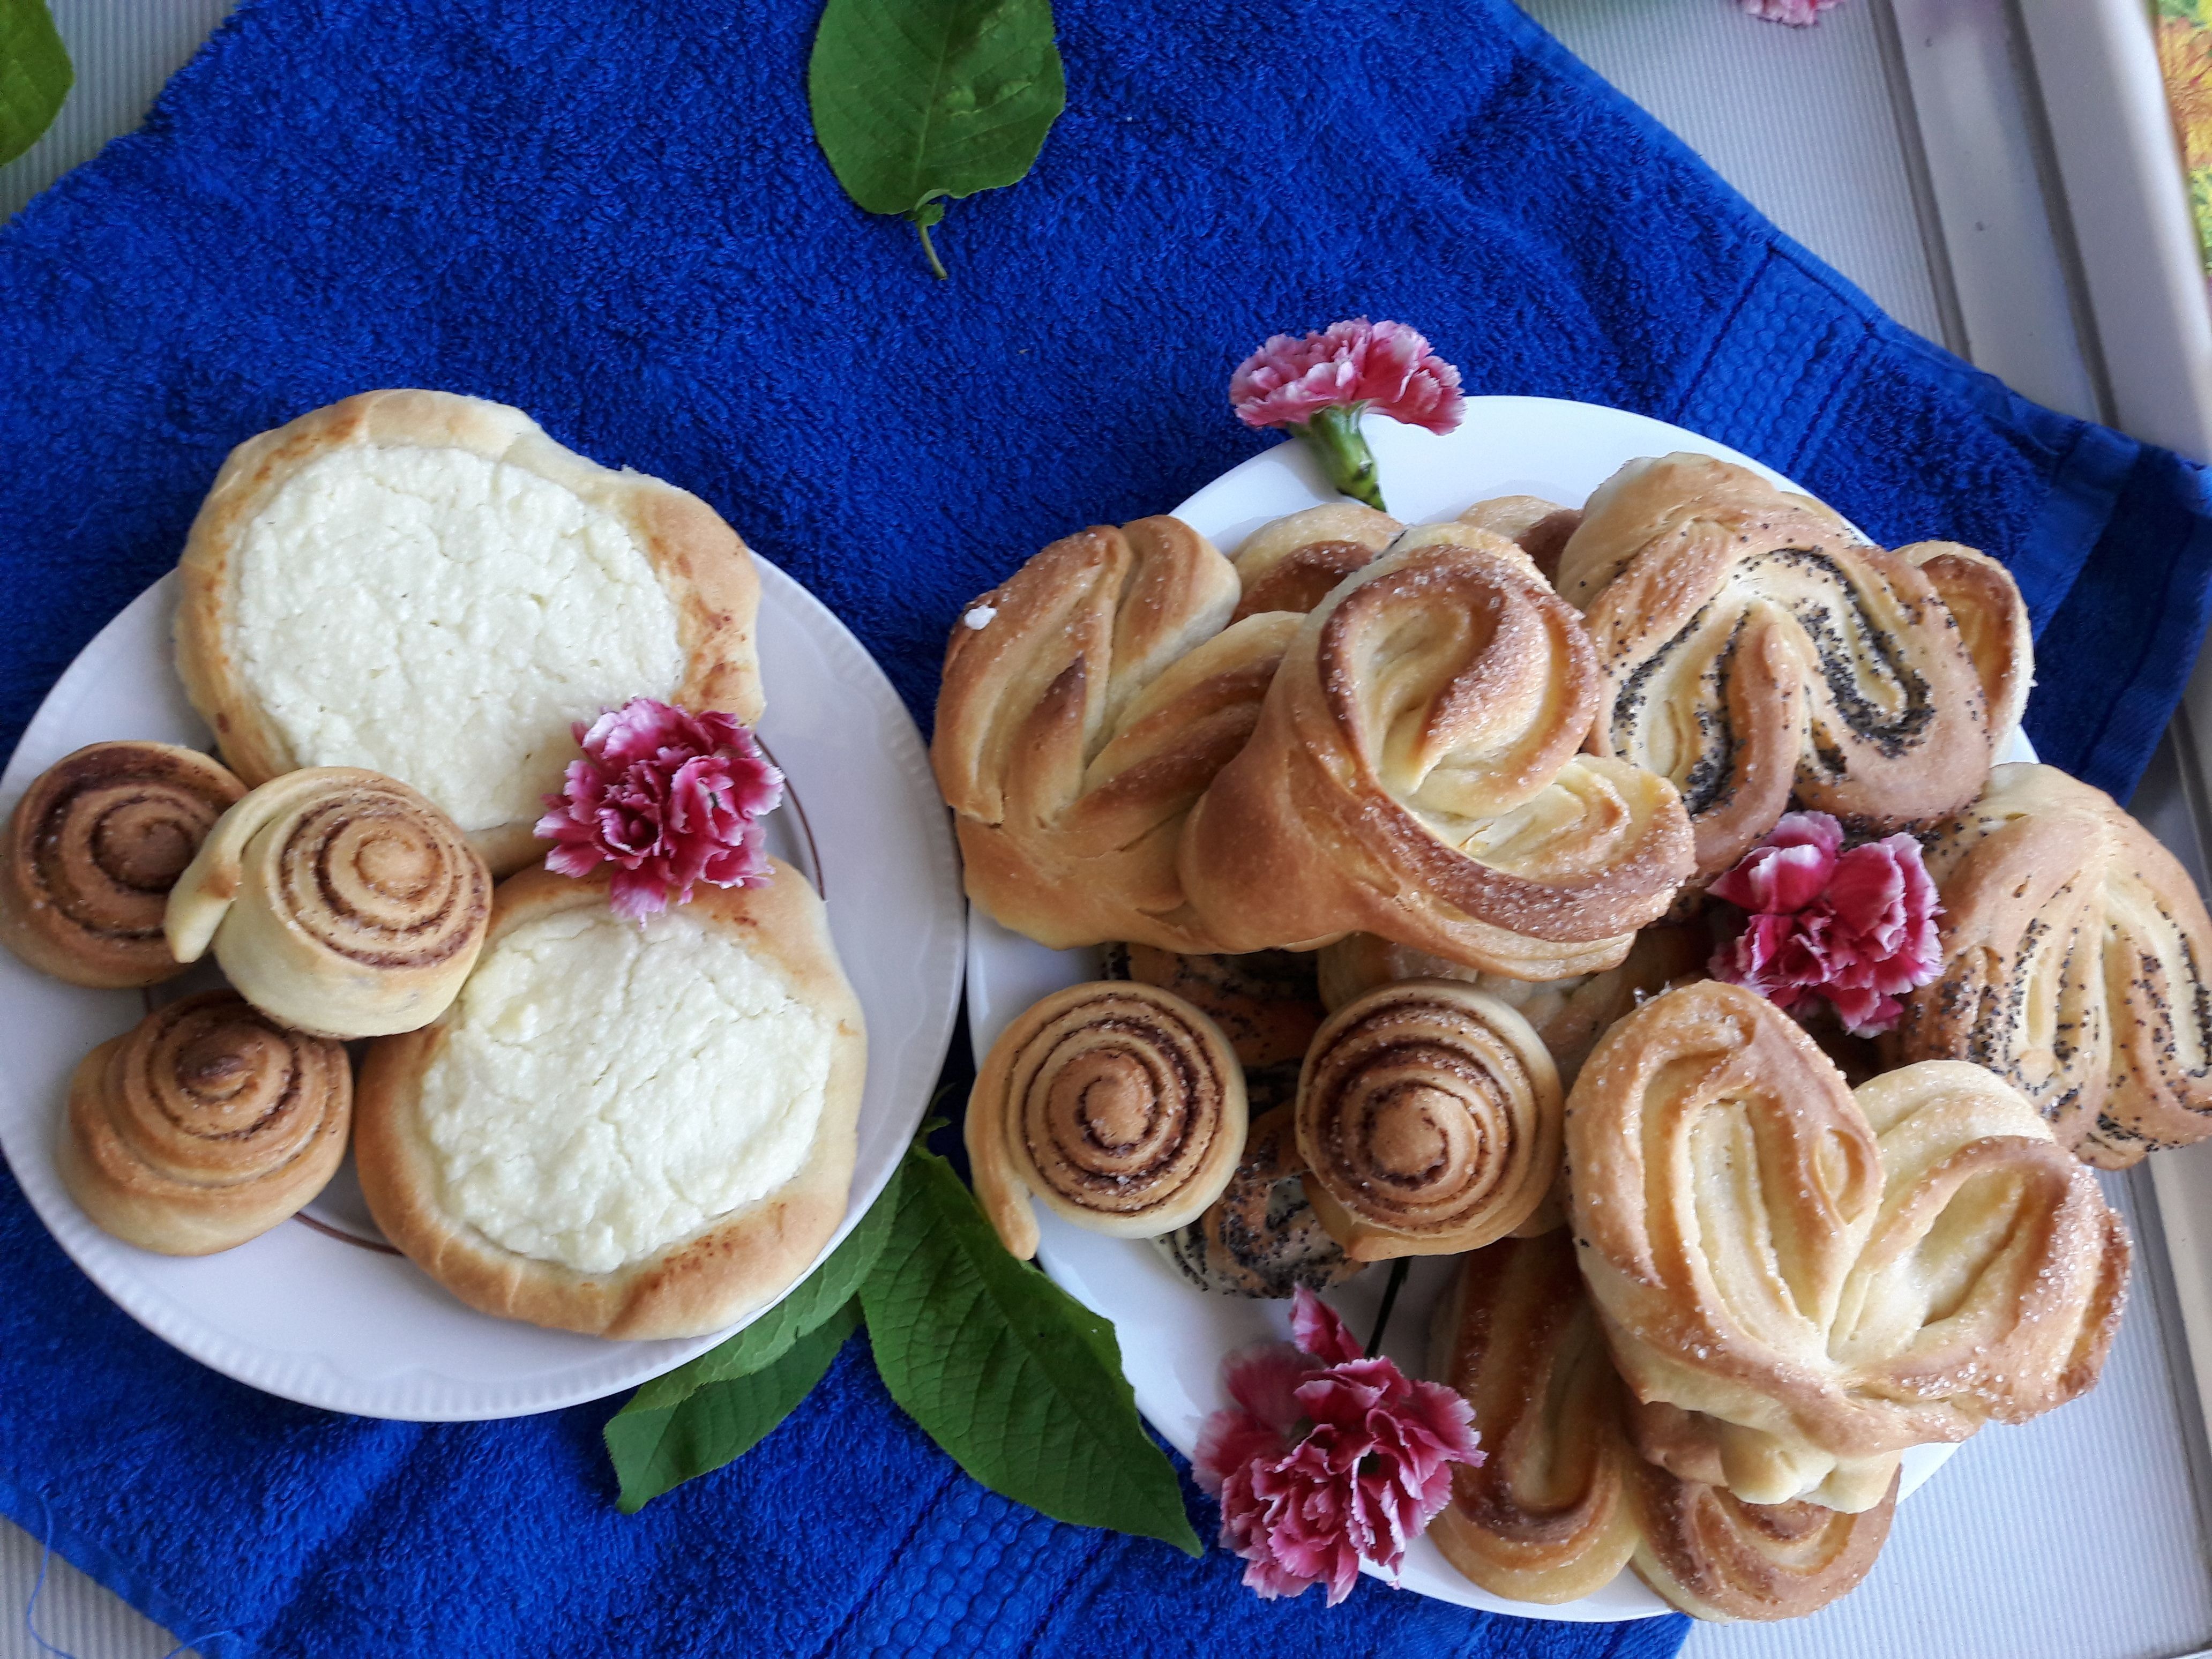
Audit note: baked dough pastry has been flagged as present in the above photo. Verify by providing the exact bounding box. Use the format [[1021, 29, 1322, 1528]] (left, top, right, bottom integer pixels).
[[1117, 943, 1324, 1113], [1893, 763, 2212, 1167], [933, 517, 1295, 951], [1556, 454, 2009, 880], [1570, 983, 2129, 1511], [174, 390, 762, 875], [1296, 980, 1562, 1260], [1228, 503, 1401, 621], [355, 861, 865, 1340], [1154, 1103, 1361, 1297], [59, 992, 350, 1254], [967, 980, 1247, 1258], [1179, 527, 1694, 975], [1898, 541, 2031, 755], [167, 768, 492, 1040], [1456, 496, 1582, 586], [0, 742, 244, 988], [1429, 1231, 1896, 1618]]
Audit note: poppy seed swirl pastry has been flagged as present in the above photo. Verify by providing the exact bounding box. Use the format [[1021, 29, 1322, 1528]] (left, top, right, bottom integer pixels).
[[1116, 943, 1324, 1114], [0, 742, 245, 988], [1178, 527, 1694, 976], [59, 992, 351, 1254], [1570, 982, 2129, 1512], [933, 517, 1297, 952], [1893, 763, 2212, 1167], [166, 768, 492, 1040], [1430, 1231, 1896, 1618], [1555, 454, 2011, 880], [966, 981, 1248, 1259], [1295, 980, 1563, 1260], [1154, 1102, 1361, 1297], [355, 861, 866, 1340], [174, 390, 763, 875]]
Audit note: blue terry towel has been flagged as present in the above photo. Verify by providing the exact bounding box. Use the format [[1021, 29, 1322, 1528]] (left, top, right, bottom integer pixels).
[[1, 0, 2208, 1655]]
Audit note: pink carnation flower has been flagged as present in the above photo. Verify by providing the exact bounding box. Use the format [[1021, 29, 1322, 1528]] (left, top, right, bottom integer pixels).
[[535, 697, 783, 922], [1229, 318, 1464, 435], [1708, 813, 1942, 1036], [1738, 0, 1842, 24], [1194, 1287, 1482, 1605]]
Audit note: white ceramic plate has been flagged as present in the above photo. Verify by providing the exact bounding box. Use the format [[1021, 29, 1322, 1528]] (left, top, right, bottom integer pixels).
[[965, 397, 1997, 1620], [0, 557, 963, 1422]]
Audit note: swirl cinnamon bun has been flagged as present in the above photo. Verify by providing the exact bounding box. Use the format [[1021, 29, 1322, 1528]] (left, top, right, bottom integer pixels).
[[967, 981, 1247, 1259], [1295, 980, 1562, 1260], [1894, 763, 2212, 1167], [59, 992, 351, 1254], [1570, 983, 2129, 1512], [166, 767, 492, 1039], [1557, 454, 2008, 880], [1154, 1103, 1361, 1297], [933, 518, 1295, 951], [0, 742, 245, 988], [1179, 528, 1694, 977]]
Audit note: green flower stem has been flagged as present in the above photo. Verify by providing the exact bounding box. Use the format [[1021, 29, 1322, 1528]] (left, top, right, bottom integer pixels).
[[1365, 1257, 1411, 1358], [1300, 403, 1385, 512], [910, 210, 948, 280]]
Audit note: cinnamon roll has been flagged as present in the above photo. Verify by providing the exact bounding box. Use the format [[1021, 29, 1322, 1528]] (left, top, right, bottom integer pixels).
[[967, 981, 1247, 1258], [166, 767, 492, 1040], [933, 518, 1295, 951], [1894, 763, 2212, 1168], [1178, 528, 1694, 977], [58, 992, 351, 1254], [1154, 1103, 1360, 1297], [0, 742, 245, 988], [1557, 454, 2008, 880], [1228, 503, 1401, 622], [1570, 983, 2129, 1512], [1295, 980, 1562, 1260]]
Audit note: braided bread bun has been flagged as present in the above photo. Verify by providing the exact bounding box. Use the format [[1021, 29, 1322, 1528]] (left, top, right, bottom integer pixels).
[[166, 767, 491, 1040], [1570, 983, 2129, 1512], [933, 518, 1295, 951], [59, 992, 351, 1254], [1179, 527, 1693, 976], [1894, 763, 2212, 1167], [0, 742, 244, 988], [1557, 454, 2007, 880]]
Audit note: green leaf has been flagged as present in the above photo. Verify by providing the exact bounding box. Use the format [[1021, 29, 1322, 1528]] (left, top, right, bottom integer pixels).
[[0, 0, 71, 168], [807, 0, 1066, 276], [860, 1145, 1202, 1556], [607, 1299, 862, 1513]]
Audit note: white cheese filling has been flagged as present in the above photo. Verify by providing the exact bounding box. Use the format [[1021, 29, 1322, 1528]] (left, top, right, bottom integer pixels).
[[231, 445, 686, 832], [418, 905, 834, 1273]]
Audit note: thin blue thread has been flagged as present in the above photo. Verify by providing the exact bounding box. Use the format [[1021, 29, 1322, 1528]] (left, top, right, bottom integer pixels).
[[24, 1494, 236, 1659]]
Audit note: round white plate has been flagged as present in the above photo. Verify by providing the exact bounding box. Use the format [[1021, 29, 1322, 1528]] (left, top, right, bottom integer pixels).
[[0, 556, 963, 1421], [965, 397, 1999, 1620]]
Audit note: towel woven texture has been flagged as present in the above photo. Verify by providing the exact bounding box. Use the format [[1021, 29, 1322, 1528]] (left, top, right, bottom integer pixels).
[[2, 1, 2208, 1655]]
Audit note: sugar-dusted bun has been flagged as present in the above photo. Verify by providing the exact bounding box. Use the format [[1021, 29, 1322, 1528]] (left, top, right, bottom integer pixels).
[[166, 768, 492, 1040], [0, 742, 245, 988], [1180, 527, 1693, 974], [1296, 980, 1562, 1260], [174, 390, 761, 875], [1153, 1102, 1361, 1297], [59, 992, 351, 1254], [355, 861, 865, 1340], [933, 517, 1292, 951], [1559, 454, 2007, 880], [966, 980, 1246, 1259], [1570, 983, 2129, 1511], [1894, 763, 2212, 1168], [1227, 503, 1401, 621]]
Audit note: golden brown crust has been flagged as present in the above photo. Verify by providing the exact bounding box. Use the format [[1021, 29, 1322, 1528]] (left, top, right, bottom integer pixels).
[[173, 389, 762, 876], [1568, 983, 2131, 1511], [933, 518, 1288, 951], [965, 980, 1247, 1259], [1456, 496, 1582, 587], [1623, 1459, 1896, 1622], [1560, 455, 2002, 881], [1227, 503, 1402, 622], [1897, 542, 2032, 754], [0, 742, 244, 988], [165, 768, 492, 1040], [58, 992, 351, 1254], [1178, 530, 1694, 973], [354, 861, 865, 1340], [1893, 763, 2212, 1167], [1295, 980, 1562, 1260]]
